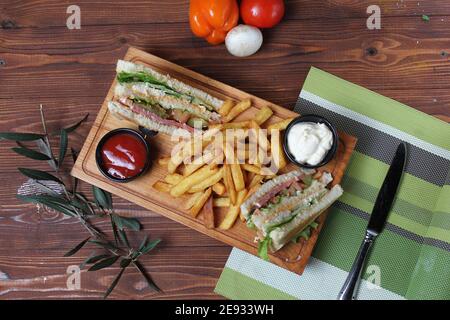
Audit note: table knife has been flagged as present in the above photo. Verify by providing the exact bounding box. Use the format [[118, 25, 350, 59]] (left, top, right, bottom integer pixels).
[[337, 142, 407, 300]]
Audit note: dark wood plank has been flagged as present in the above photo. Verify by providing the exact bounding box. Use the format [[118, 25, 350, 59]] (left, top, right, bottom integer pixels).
[[2, 0, 450, 28], [0, 247, 230, 299], [1, 0, 449, 300], [1, 18, 450, 102]]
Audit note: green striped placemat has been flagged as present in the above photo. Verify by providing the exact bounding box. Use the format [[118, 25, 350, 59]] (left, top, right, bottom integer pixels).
[[215, 67, 450, 300]]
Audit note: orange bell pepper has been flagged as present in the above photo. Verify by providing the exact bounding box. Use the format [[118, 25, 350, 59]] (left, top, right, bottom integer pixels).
[[189, 0, 239, 45]]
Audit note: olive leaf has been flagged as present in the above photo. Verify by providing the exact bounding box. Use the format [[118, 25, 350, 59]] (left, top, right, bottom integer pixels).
[[74, 193, 96, 215], [112, 214, 141, 231], [133, 236, 160, 259], [120, 216, 141, 231], [140, 239, 161, 255], [89, 239, 119, 251], [133, 261, 160, 292], [118, 230, 130, 249], [11, 146, 51, 161], [137, 235, 149, 253], [71, 148, 78, 162], [36, 138, 58, 170], [17, 194, 75, 217], [71, 148, 79, 194], [64, 237, 91, 257], [81, 254, 112, 269], [103, 267, 126, 299], [111, 214, 131, 247], [51, 114, 89, 136], [33, 180, 61, 197], [0, 132, 44, 141], [88, 255, 119, 271], [65, 114, 89, 133], [18, 168, 63, 184], [58, 129, 68, 168], [92, 186, 112, 210], [110, 215, 120, 247]]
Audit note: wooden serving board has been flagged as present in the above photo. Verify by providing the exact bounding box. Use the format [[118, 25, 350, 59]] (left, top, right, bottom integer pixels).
[[72, 47, 357, 274]]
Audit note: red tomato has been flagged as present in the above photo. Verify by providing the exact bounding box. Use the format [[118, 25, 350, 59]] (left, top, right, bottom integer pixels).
[[240, 0, 285, 29]]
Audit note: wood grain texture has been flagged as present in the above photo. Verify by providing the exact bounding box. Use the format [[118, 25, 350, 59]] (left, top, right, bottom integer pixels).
[[1, 18, 450, 105], [2, 0, 450, 27], [0, 0, 449, 300]]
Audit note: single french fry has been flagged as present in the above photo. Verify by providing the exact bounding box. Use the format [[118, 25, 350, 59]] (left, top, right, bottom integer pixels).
[[249, 174, 263, 189], [182, 152, 215, 176], [213, 197, 230, 207], [184, 192, 203, 210], [270, 130, 287, 171], [158, 157, 170, 166], [223, 141, 235, 164], [247, 143, 267, 167], [181, 162, 202, 177], [267, 118, 295, 132], [254, 145, 273, 167], [231, 164, 245, 192], [218, 99, 234, 117], [168, 151, 185, 174], [152, 181, 172, 193], [254, 106, 273, 125], [164, 173, 184, 185], [212, 182, 226, 196], [249, 120, 270, 152], [223, 164, 237, 205], [222, 98, 251, 123], [202, 196, 215, 229], [190, 187, 212, 217], [189, 168, 223, 193], [219, 189, 247, 229], [220, 121, 250, 129], [170, 166, 218, 197], [241, 163, 261, 174]]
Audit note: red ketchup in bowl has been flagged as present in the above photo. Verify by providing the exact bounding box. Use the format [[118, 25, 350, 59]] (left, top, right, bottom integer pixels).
[[100, 133, 147, 180]]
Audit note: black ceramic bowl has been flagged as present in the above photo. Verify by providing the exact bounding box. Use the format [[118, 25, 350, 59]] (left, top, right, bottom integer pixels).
[[95, 128, 152, 183], [283, 114, 338, 169]]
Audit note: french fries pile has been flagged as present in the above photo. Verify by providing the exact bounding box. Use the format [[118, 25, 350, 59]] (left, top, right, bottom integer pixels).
[[152, 98, 295, 230]]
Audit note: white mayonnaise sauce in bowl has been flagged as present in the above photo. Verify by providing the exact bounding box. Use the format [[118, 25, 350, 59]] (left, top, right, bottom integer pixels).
[[283, 115, 338, 168]]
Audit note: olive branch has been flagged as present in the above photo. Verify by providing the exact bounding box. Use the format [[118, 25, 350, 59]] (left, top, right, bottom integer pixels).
[[0, 105, 161, 298]]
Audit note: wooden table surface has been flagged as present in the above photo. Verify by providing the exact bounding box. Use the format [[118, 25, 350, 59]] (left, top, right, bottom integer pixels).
[[0, 1, 449, 300]]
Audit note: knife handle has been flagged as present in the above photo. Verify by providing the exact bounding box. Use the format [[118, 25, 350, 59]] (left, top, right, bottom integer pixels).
[[337, 231, 376, 300]]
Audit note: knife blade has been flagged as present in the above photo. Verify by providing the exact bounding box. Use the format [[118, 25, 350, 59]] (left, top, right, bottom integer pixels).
[[338, 142, 407, 300], [367, 142, 407, 235]]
